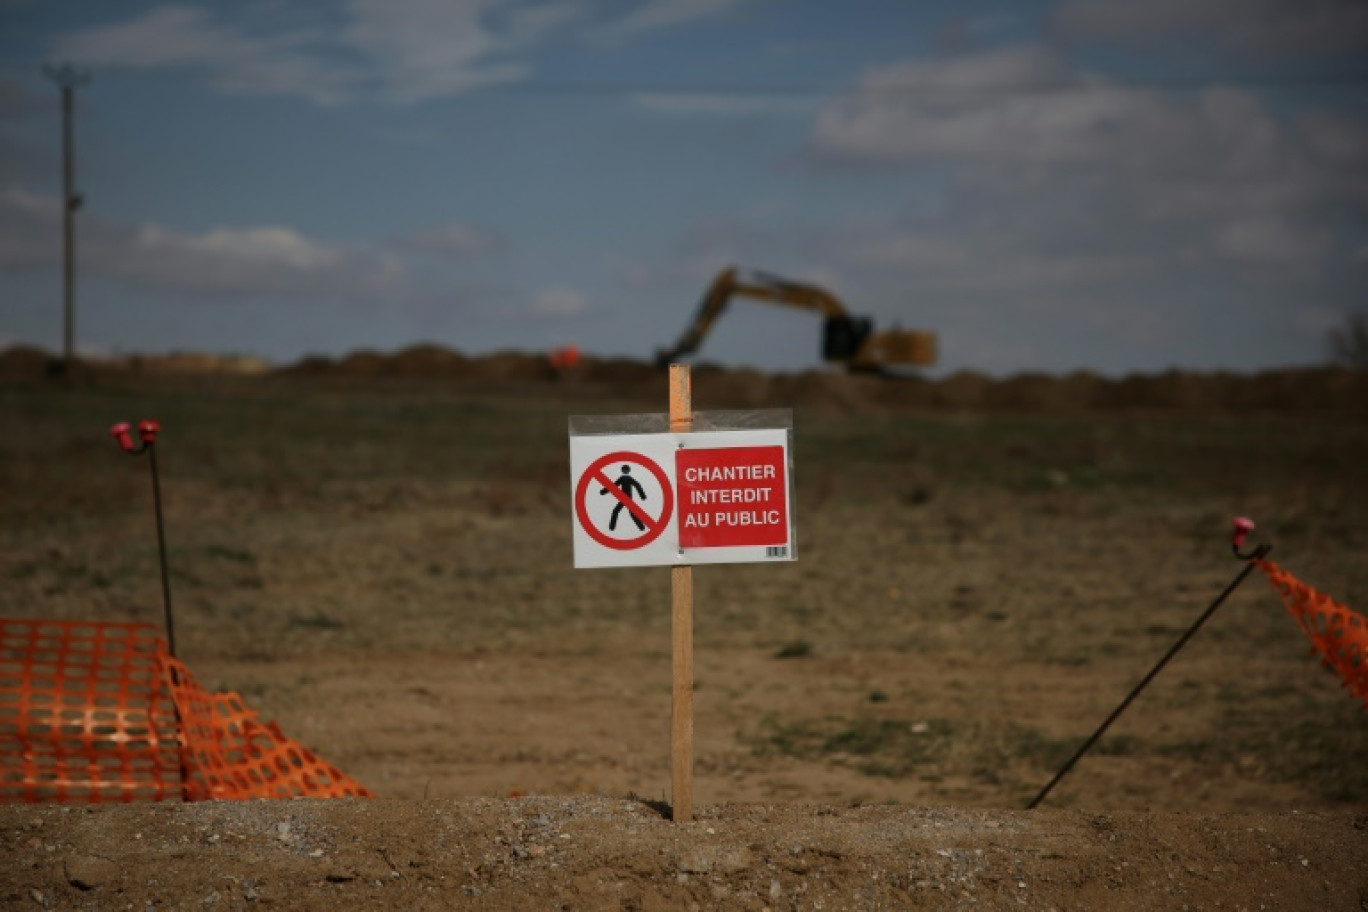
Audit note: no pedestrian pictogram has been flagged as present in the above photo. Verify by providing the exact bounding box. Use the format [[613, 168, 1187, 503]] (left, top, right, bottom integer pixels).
[[574, 451, 675, 551]]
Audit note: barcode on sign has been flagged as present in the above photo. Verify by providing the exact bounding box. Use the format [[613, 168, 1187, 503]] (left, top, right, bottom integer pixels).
[[765, 545, 788, 559]]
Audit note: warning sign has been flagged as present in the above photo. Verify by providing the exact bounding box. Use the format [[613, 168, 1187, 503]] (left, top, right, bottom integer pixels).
[[569, 425, 794, 569]]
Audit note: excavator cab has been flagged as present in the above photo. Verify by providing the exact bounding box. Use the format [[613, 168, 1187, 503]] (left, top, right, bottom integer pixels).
[[821, 315, 873, 361]]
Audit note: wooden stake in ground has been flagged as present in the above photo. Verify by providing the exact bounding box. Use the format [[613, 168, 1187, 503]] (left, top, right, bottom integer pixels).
[[669, 364, 694, 822]]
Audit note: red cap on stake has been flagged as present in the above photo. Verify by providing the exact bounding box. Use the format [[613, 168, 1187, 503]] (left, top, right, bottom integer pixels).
[[1231, 516, 1255, 550], [110, 422, 135, 453], [138, 419, 160, 445]]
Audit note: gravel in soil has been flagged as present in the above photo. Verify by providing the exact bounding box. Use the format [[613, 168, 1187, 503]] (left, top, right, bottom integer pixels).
[[3, 798, 1366, 911]]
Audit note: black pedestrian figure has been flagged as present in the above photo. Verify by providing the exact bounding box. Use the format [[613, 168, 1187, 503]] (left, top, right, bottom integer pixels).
[[600, 464, 647, 531]]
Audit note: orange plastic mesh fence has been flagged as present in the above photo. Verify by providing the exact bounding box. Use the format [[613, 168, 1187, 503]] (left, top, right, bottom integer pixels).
[[159, 654, 373, 800], [0, 619, 182, 803], [1259, 560, 1368, 709], [1, 618, 372, 803]]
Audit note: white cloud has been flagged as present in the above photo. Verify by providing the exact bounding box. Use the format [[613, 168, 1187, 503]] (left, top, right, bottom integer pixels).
[[807, 46, 1361, 272], [56, 6, 248, 68], [808, 48, 1294, 174], [826, 214, 1152, 293], [172, 225, 339, 270], [49, 1, 550, 103], [811, 51, 1108, 167], [1052, 0, 1368, 56], [0, 187, 404, 298], [532, 286, 588, 316], [53, 6, 358, 105], [115, 221, 405, 296], [341, 0, 527, 101], [48, 0, 747, 104]]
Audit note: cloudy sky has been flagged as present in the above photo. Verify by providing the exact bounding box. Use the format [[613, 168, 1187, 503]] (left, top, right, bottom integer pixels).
[[1, 0, 1365, 375]]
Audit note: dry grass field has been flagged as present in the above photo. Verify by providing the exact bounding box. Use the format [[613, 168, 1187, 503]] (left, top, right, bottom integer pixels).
[[2, 353, 1367, 909]]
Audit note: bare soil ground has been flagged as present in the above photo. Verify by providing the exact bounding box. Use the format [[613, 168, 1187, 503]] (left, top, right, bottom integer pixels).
[[4, 798, 1365, 910], [2, 349, 1367, 909]]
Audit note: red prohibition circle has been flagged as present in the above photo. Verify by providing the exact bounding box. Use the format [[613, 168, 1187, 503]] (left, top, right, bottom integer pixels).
[[575, 451, 674, 551]]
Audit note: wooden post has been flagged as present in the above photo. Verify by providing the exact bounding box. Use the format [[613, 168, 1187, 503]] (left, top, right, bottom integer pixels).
[[669, 364, 694, 822]]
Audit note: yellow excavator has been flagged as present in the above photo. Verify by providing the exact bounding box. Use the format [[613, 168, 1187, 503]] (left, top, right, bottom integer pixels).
[[654, 267, 937, 372]]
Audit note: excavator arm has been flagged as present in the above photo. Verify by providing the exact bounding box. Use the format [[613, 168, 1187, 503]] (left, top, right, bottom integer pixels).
[[654, 266, 936, 371], [653, 268, 743, 367]]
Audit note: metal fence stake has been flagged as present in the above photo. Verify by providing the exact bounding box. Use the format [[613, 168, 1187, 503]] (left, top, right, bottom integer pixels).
[[1028, 538, 1271, 810]]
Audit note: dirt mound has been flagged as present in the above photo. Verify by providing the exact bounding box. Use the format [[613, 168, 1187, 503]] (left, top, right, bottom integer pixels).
[[280, 346, 482, 380], [268, 344, 1368, 414], [693, 364, 774, 409], [116, 353, 273, 375], [570, 355, 658, 388], [335, 349, 389, 377], [1, 799, 1362, 911], [382, 344, 474, 378], [7, 344, 1367, 414], [284, 347, 555, 382], [0, 349, 272, 378], [980, 370, 1104, 412], [0, 346, 57, 382], [1082, 368, 1368, 412], [469, 350, 556, 383]]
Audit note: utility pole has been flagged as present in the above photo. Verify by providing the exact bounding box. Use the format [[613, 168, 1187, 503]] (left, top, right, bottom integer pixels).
[[43, 63, 91, 376]]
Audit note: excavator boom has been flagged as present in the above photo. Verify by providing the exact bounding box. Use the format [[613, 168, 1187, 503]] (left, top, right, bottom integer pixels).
[[654, 266, 936, 371]]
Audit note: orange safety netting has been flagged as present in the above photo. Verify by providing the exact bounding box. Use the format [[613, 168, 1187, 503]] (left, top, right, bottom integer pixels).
[[1258, 560, 1368, 709], [160, 653, 372, 801], [1, 619, 182, 803], [1, 618, 371, 803]]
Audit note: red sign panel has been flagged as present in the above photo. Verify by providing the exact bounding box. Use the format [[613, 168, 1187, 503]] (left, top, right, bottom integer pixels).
[[676, 445, 787, 548]]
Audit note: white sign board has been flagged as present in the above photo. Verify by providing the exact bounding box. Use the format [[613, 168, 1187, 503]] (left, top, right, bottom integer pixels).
[[570, 428, 795, 569]]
